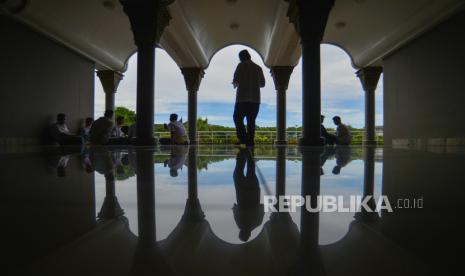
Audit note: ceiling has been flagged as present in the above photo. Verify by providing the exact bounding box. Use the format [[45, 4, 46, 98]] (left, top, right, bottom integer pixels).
[[1, 0, 463, 71]]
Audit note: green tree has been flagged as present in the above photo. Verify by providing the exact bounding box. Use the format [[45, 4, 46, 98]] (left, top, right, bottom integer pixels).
[[114, 106, 136, 126]]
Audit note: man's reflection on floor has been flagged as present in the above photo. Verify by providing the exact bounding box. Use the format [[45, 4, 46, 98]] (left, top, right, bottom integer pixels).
[[320, 146, 352, 175], [333, 146, 352, 175], [164, 145, 188, 177], [233, 148, 264, 242]]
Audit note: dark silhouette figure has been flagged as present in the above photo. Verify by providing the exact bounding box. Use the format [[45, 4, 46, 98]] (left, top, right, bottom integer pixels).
[[332, 115, 352, 145], [49, 113, 83, 145], [233, 149, 264, 241], [79, 117, 94, 143], [232, 49, 265, 146], [320, 115, 336, 145], [90, 110, 115, 145]]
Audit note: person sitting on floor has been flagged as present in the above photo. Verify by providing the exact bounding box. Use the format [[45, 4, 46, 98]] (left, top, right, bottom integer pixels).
[[160, 113, 189, 145], [321, 115, 337, 145], [333, 116, 352, 145], [50, 113, 83, 145], [89, 110, 114, 145], [111, 116, 125, 138], [80, 117, 94, 143]]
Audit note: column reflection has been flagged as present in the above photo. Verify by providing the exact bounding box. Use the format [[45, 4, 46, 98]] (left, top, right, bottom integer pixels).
[[131, 148, 171, 276], [298, 147, 324, 275], [355, 146, 379, 223]]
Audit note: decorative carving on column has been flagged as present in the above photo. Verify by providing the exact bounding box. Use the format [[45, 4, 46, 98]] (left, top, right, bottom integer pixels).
[[271, 66, 294, 91], [271, 66, 294, 145], [356, 67, 383, 92], [181, 67, 205, 144], [97, 70, 124, 112], [284, 0, 300, 35], [120, 0, 172, 46], [181, 67, 205, 93], [156, 2, 173, 44], [357, 67, 382, 145], [97, 70, 124, 95], [296, 0, 334, 43]]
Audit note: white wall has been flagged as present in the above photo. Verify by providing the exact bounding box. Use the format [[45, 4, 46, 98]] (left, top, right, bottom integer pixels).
[[0, 16, 95, 144], [383, 10, 465, 147]]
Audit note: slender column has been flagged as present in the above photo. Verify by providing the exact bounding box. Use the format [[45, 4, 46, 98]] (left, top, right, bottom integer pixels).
[[96, 70, 124, 115], [356, 67, 383, 145], [121, 0, 161, 145], [271, 67, 294, 145], [296, 0, 335, 146], [181, 68, 205, 144]]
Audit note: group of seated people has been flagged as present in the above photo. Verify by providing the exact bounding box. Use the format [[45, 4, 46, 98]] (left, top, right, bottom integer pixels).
[[50, 111, 350, 146], [50, 110, 189, 146], [321, 115, 352, 145], [50, 110, 136, 145]]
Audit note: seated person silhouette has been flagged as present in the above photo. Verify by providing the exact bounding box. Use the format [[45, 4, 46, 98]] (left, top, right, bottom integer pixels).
[[49, 113, 83, 145], [164, 145, 188, 177], [159, 113, 189, 145], [322, 115, 352, 146], [333, 116, 352, 145], [89, 110, 114, 145], [109, 115, 130, 145], [79, 117, 94, 143], [233, 148, 264, 242], [321, 115, 336, 145], [111, 116, 125, 138]]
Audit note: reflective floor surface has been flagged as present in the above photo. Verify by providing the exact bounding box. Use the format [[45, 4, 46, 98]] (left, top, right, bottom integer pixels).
[[1, 145, 464, 276]]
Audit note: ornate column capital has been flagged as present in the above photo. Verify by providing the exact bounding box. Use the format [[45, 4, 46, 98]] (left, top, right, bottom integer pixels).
[[289, 0, 335, 42], [270, 66, 294, 91], [120, 0, 172, 47], [356, 67, 383, 92], [97, 70, 124, 94], [181, 67, 205, 93]]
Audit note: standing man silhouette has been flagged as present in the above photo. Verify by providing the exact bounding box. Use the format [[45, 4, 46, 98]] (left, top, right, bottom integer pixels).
[[232, 49, 265, 146]]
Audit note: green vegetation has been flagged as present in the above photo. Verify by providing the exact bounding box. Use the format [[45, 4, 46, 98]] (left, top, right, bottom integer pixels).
[[114, 106, 136, 126], [115, 107, 383, 145]]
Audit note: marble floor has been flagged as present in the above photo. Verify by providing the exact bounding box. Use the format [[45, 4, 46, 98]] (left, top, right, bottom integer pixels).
[[1, 145, 463, 276]]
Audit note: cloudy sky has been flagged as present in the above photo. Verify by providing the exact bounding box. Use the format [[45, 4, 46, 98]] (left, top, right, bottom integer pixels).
[[95, 45, 383, 128]]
